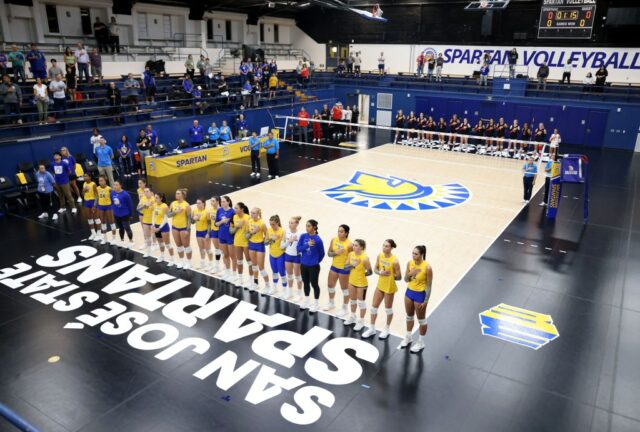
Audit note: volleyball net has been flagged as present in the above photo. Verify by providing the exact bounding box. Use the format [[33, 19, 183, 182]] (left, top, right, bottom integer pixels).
[[273, 115, 552, 162]]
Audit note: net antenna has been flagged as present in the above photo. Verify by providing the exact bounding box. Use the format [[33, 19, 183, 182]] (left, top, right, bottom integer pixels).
[[465, 1, 511, 10]]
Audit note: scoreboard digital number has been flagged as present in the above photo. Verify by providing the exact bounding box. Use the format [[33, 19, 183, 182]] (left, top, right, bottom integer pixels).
[[538, 0, 596, 39]]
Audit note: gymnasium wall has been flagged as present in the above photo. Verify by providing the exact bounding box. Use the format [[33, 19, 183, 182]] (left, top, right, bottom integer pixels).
[[332, 85, 640, 152]]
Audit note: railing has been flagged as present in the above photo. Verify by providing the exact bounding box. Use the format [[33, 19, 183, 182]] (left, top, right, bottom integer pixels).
[[172, 33, 202, 49], [492, 63, 530, 79]]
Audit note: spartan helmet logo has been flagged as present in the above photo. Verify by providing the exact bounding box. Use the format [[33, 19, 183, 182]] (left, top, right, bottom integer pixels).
[[421, 47, 437, 60]]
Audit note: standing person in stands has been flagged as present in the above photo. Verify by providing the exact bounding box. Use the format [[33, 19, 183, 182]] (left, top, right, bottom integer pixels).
[[185, 54, 195, 81], [74, 44, 90, 83], [479, 62, 489, 86], [8, 45, 25, 83], [47, 59, 63, 83], [416, 52, 425, 78], [534, 122, 547, 158], [251, 77, 261, 108], [196, 55, 205, 83], [297, 106, 310, 143], [426, 55, 435, 82], [219, 120, 232, 142], [522, 156, 537, 203], [239, 61, 250, 85], [0, 75, 22, 125], [33, 77, 48, 124], [89, 48, 102, 84], [26, 44, 47, 81], [63, 47, 76, 75], [300, 63, 310, 88], [52, 152, 76, 215], [269, 59, 278, 77], [142, 65, 156, 104], [93, 17, 109, 53], [320, 104, 330, 143], [377, 52, 385, 75], [95, 138, 115, 186], [35, 164, 57, 221], [312, 109, 323, 143], [236, 113, 248, 138], [65, 62, 78, 103], [345, 55, 353, 76], [49, 73, 66, 120], [268, 73, 278, 99], [353, 53, 362, 77], [189, 119, 204, 147], [561, 62, 574, 84], [0, 52, 6, 77], [111, 181, 134, 248], [394, 109, 405, 143], [60, 147, 82, 202], [109, 16, 120, 54], [508, 48, 518, 79], [435, 53, 444, 82], [107, 81, 121, 124], [123, 73, 140, 112], [117, 135, 133, 178], [204, 58, 214, 90], [249, 131, 261, 178], [296, 219, 325, 312], [264, 131, 280, 179], [595, 66, 608, 92], [136, 128, 151, 175], [537, 62, 549, 90]]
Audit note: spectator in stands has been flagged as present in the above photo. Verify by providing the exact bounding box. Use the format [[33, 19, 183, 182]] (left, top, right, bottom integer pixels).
[[264, 131, 280, 179], [236, 114, 248, 138], [269, 59, 278, 77], [301, 63, 310, 88], [321, 103, 330, 143], [204, 58, 213, 89], [124, 73, 140, 112], [312, 108, 322, 143], [426, 55, 435, 81], [146, 124, 159, 147], [218, 76, 229, 104], [561, 62, 573, 85], [26, 44, 47, 80], [354, 53, 362, 77], [251, 78, 261, 108], [94, 17, 109, 53], [208, 122, 220, 145], [52, 152, 77, 214], [142, 66, 156, 104], [117, 135, 132, 177], [336, 59, 345, 76], [0, 75, 22, 124], [36, 163, 57, 220], [377, 52, 385, 75], [33, 77, 48, 124], [479, 62, 489, 86], [483, 52, 491, 65], [63, 47, 76, 74], [0, 52, 6, 77], [182, 74, 194, 97], [196, 55, 205, 83], [8, 45, 25, 83], [109, 17, 121, 54], [240, 61, 249, 85], [189, 119, 205, 147], [65, 64, 77, 102], [582, 72, 594, 92], [75, 43, 90, 83], [241, 80, 253, 107], [89, 48, 102, 84], [90, 128, 104, 155], [254, 63, 263, 85], [435, 53, 444, 82], [297, 106, 310, 143], [107, 81, 122, 124], [220, 120, 232, 141], [48, 59, 63, 83], [537, 62, 549, 90], [345, 55, 353, 75], [95, 137, 115, 186], [136, 129, 151, 174], [416, 52, 425, 78], [268, 73, 278, 99], [185, 54, 195, 81], [508, 48, 518, 79], [49, 73, 67, 120], [595, 66, 608, 92]]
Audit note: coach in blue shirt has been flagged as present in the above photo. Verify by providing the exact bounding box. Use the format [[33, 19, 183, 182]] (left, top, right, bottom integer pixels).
[[95, 138, 115, 186], [208, 122, 220, 145], [522, 156, 537, 203], [189, 119, 204, 146], [263, 131, 280, 179]]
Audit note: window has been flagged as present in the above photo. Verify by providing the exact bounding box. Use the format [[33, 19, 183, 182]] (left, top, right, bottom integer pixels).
[[274, 24, 279, 43], [260, 23, 264, 42], [80, 8, 92, 35], [225, 20, 232, 41], [207, 20, 213, 40], [163, 15, 172, 39], [137, 12, 148, 38], [46, 4, 60, 33]]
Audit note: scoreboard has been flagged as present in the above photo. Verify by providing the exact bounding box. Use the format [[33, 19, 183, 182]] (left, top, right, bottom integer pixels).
[[538, 0, 597, 39]]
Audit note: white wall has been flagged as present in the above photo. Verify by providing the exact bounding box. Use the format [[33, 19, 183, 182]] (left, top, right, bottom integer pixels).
[[291, 26, 326, 68], [350, 43, 640, 84]]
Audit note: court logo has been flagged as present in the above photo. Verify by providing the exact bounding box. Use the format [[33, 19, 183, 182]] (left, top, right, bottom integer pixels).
[[322, 171, 471, 211], [478, 303, 560, 350]]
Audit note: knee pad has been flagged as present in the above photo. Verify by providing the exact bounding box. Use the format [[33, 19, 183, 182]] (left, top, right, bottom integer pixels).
[[260, 269, 268, 277], [327, 287, 336, 294], [236, 259, 243, 266], [101, 224, 107, 231], [110, 224, 117, 231], [94, 218, 101, 225], [184, 247, 192, 254], [166, 245, 173, 252], [406, 315, 415, 322], [200, 249, 206, 256], [342, 289, 349, 297], [349, 300, 357, 306], [252, 265, 259, 273], [295, 275, 302, 282], [418, 318, 427, 325], [246, 260, 252, 267], [357, 300, 366, 310], [206, 248, 213, 256], [176, 246, 184, 254], [286, 274, 294, 282], [385, 308, 394, 315], [369, 306, 378, 315]]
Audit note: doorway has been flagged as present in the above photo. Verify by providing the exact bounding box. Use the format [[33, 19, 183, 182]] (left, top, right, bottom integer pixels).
[[358, 94, 370, 124]]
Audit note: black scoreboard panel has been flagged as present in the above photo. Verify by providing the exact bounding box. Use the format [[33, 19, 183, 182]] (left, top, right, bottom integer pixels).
[[538, 0, 597, 39]]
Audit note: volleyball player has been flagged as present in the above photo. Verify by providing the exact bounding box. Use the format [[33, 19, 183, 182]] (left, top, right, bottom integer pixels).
[[508, 119, 520, 155], [231, 201, 250, 287], [193, 198, 212, 270], [96, 175, 115, 245], [208, 196, 222, 273], [60, 147, 81, 202], [136, 186, 155, 257], [473, 120, 485, 154], [312, 109, 322, 143], [169, 189, 192, 269], [437, 117, 447, 147], [343, 239, 372, 331], [362, 239, 402, 339], [248, 207, 271, 293], [296, 219, 325, 312], [495, 117, 507, 156], [83, 173, 98, 240], [485, 118, 495, 153], [266, 215, 287, 296], [549, 128, 561, 160], [111, 180, 134, 248], [216, 196, 235, 281], [136, 179, 152, 250], [406, 111, 417, 143], [152, 193, 174, 266], [394, 110, 405, 143], [417, 112, 426, 142], [534, 122, 547, 160], [521, 122, 532, 155], [457, 118, 471, 151], [282, 216, 303, 301], [448, 114, 460, 149], [323, 224, 352, 317], [400, 245, 433, 353]]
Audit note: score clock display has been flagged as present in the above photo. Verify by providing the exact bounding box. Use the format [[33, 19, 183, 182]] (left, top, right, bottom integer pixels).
[[538, 0, 596, 39]]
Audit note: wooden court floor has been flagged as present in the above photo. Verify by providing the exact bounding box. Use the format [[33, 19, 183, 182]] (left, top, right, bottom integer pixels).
[[132, 144, 543, 336]]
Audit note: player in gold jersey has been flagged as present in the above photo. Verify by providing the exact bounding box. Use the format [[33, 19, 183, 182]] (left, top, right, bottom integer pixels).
[[401, 245, 433, 353], [136, 187, 155, 257], [152, 193, 174, 266], [343, 239, 372, 331], [192, 198, 212, 270], [168, 189, 192, 269], [266, 215, 286, 297], [323, 224, 352, 317], [82, 172, 98, 240], [248, 207, 271, 293]]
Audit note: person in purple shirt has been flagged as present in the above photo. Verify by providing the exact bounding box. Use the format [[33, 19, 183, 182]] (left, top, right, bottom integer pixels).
[[189, 119, 204, 146], [0, 52, 7, 77], [296, 219, 325, 312], [52, 152, 77, 214], [239, 61, 249, 85], [236, 113, 248, 138], [110, 180, 134, 247], [26, 44, 47, 79], [145, 124, 158, 146]]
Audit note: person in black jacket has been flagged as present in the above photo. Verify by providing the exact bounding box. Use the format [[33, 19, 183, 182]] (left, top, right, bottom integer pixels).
[[595, 66, 608, 93], [537, 63, 550, 90], [107, 81, 121, 124], [508, 48, 518, 78]]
